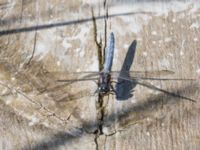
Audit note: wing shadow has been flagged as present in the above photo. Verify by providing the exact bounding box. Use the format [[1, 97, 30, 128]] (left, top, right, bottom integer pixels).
[[115, 40, 137, 100]]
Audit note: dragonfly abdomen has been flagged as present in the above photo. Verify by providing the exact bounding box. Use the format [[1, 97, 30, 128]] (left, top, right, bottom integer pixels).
[[103, 32, 115, 72]]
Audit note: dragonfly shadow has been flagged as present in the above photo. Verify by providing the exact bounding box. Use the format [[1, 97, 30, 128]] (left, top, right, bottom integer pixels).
[[115, 40, 137, 100]]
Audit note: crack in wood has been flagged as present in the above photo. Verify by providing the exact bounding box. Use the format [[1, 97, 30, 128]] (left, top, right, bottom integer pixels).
[[26, 27, 38, 66], [103, 0, 108, 63], [104, 135, 107, 150], [103, 7, 108, 64], [94, 130, 99, 150], [20, 0, 24, 23], [92, 7, 103, 71], [0, 81, 71, 125], [26, 1, 38, 67], [91, 6, 109, 149]]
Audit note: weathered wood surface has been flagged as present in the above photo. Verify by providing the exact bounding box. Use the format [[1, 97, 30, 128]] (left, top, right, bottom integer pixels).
[[0, 0, 200, 150]]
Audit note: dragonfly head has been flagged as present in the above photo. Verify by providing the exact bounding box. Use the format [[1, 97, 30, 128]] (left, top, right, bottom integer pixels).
[[98, 83, 110, 94], [97, 72, 111, 95]]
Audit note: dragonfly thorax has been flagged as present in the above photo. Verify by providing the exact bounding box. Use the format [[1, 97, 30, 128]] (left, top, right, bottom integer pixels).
[[98, 72, 111, 95]]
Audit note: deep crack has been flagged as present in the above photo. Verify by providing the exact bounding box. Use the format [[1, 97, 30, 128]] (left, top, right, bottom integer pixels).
[[94, 129, 99, 150], [91, 7, 108, 149], [91, 5, 124, 149], [26, 26, 37, 66], [92, 8, 103, 71]]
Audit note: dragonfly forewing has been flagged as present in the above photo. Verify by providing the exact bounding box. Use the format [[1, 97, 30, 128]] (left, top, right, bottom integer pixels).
[[41, 69, 195, 83], [41, 71, 100, 82], [110, 70, 175, 80], [136, 80, 196, 102], [49, 89, 93, 103], [111, 70, 196, 81], [115, 71, 196, 102]]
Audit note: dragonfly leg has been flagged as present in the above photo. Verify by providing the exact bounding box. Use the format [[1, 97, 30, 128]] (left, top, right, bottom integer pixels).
[[94, 88, 99, 95], [111, 80, 118, 84], [92, 80, 98, 85], [109, 92, 116, 95], [110, 83, 117, 95]]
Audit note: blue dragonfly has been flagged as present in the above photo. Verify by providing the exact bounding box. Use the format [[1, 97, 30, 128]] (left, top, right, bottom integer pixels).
[[52, 32, 195, 101]]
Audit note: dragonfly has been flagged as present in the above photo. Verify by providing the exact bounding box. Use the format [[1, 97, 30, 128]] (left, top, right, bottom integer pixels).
[[47, 32, 195, 102]]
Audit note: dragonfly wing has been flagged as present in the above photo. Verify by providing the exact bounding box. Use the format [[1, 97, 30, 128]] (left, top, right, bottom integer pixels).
[[110, 70, 195, 81], [128, 70, 175, 78], [115, 75, 196, 102], [39, 71, 100, 82], [110, 70, 174, 78], [49, 89, 93, 103], [31, 71, 97, 102], [136, 81, 196, 102]]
